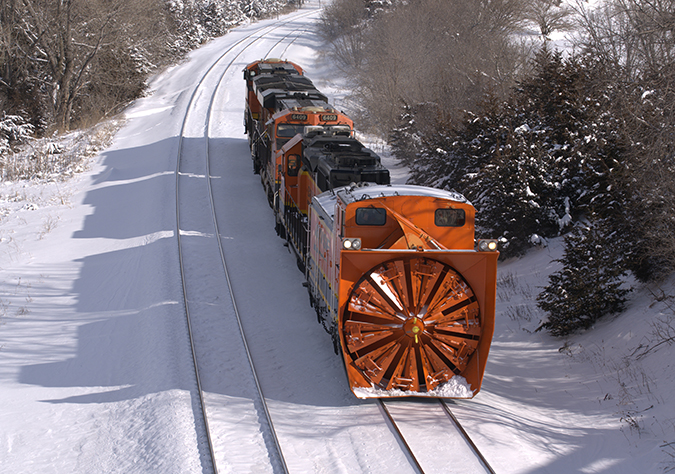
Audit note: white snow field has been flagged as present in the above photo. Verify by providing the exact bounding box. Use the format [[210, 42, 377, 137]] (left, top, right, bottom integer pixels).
[[1, 1, 673, 472]]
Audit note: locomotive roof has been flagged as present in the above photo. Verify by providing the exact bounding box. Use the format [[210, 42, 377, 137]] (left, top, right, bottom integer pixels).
[[314, 183, 469, 220], [255, 61, 301, 75], [301, 135, 389, 192], [302, 135, 378, 170], [276, 96, 331, 111], [253, 74, 315, 91], [253, 73, 331, 109], [339, 183, 468, 204]]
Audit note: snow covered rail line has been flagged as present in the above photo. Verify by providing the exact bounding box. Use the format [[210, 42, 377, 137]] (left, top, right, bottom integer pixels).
[[174, 6, 319, 473], [377, 400, 425, 473], [440, 400, 496, 474], [379, 399, 497, 474]]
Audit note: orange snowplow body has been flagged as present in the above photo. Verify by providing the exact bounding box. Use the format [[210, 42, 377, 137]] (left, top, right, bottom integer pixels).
[[330, 185, 498, 398]]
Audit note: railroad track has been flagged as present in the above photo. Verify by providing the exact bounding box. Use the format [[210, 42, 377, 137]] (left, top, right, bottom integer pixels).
[[174, 6, 320, 473], [379, 399, 496, 474]]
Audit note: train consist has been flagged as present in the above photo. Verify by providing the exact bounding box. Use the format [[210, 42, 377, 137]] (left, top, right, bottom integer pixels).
[[244, 59, 498, 398]]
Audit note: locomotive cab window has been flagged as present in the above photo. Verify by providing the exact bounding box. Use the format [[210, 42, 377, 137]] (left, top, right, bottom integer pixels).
[[277, 124, 305, 138], [356, 207, 386, 226], [435, 208, 465, 227]]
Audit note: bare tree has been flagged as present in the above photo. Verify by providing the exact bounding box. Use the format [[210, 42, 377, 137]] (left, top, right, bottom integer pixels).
[[0, 0, 16, 90], [318, 0, 388, 71], [573, 0, 675, 76], [342, 0, 527, 133], [3, 0, 171, 131], [19, 0, 130, 130], [524, 0, 575, 36], [0, 0, 41, 117], [574, 0, 675, 279]]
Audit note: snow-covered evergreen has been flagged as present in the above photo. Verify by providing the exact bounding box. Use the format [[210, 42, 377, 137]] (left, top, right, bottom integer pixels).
[[537, 223, 630, 336], [0, 115, 34, 156], [402, 45, 674, 334]]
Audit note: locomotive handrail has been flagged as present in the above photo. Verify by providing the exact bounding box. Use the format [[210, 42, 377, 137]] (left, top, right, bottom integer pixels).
[[282, 188, 309, 261]]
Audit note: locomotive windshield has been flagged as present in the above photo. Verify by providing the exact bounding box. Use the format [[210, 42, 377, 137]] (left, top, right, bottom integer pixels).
[[435, 208, 465, 227], [356, 207, 386, 226], [277, 123, 305, 138]]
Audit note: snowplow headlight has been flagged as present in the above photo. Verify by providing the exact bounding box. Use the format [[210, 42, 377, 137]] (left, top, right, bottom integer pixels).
[[342, 238, 362, 250], [478, 239, 498, 252]]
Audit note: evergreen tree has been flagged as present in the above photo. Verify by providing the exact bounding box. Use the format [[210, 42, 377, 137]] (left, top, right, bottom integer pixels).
[[537, 224, 630, 336], [407, 47, 630, 258]]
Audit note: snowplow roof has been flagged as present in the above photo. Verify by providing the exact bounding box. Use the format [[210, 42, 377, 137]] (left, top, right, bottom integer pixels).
[[336, 183, 468, 205], [313, 183, 469, 220]]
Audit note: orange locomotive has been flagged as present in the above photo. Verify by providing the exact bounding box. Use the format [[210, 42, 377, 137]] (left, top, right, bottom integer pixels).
[[244, 59, 498, 398], [276, 126, 390, 269], [243, 59, 354, 207]]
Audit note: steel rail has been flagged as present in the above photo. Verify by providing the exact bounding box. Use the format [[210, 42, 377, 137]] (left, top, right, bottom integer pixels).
[[440, 400, 497, 474], [204, 15, 323, 474], [377, 400, 426, 474], [266, 26, 311, 59], [379, 398, 497, 474], [201, 19, 321, 474], [174, 8, 318, 473]]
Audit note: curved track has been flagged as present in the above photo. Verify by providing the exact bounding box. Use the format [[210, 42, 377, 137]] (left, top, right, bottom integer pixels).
[[174, 7, 319, 473]]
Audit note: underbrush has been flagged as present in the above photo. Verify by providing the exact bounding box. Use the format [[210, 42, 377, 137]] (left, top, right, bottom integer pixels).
[[0, 119, 123, 183]]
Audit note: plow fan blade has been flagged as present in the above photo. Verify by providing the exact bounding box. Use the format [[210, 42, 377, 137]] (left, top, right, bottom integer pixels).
[[342, 257, 481, 393]]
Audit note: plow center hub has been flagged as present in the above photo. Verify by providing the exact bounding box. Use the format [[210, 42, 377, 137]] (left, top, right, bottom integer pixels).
[[403, 317, 424, 339]]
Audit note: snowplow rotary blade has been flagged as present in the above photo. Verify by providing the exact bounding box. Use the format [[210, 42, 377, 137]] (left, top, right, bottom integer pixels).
[[338, 250, 498, 398]]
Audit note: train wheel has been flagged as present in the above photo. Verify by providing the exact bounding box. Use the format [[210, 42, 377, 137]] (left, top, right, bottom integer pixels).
[[342, 257, 481, 393]]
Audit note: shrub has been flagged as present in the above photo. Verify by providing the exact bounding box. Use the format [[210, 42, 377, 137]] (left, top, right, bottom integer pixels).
[[0, 114, 34, 156], [537, 224, 630, 336]]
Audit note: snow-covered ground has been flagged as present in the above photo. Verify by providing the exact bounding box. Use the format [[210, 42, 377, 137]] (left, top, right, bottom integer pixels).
[[1, 1, 674, 472]]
